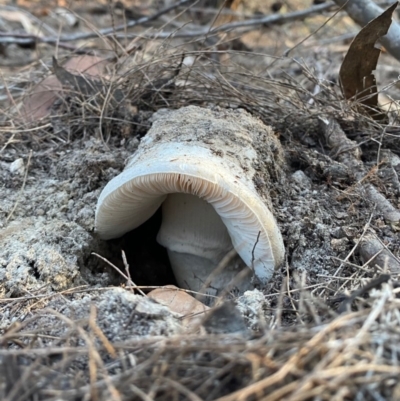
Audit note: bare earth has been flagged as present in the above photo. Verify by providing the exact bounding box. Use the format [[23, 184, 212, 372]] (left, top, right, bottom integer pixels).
[[1, 1, 400, 399]]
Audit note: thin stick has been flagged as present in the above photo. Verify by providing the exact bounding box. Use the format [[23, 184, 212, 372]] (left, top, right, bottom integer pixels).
[[0, 2, 337, 45], [251, 231, 261, 272], [92, 252, 146, 297], [121, 250, 133, 289], [318, 212, 374, 297], [89, 304, 117, 359], [0, 0, 197, 45]]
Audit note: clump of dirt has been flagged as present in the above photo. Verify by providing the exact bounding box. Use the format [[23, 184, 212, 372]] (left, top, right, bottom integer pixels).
[[0, 219, 93, 299], [0, 137, 141, 300], [22, 287, 181, 344], [1, 288, 181, 393], [236, 289, 271, 330]]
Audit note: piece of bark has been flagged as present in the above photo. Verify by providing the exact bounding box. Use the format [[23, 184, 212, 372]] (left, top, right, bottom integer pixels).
[[319, 116, 363, 172], [358, 233, 400, 275], [364, 184, 400, 224]]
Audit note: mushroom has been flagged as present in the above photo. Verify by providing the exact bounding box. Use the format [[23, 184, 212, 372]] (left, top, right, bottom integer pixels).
[[95, 106, 285, 298]]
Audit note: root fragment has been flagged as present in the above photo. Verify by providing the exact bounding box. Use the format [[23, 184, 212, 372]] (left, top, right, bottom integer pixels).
[[358, 233, 400, 275], [319, 116, 400, 224], [319, 116, 400, 274]]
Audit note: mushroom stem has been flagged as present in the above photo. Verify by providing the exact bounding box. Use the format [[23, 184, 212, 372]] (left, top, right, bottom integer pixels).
[[157, 193, 252, 295]]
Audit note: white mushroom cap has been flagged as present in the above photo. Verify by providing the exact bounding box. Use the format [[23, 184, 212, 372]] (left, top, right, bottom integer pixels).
[[95, 142, 284, 285]]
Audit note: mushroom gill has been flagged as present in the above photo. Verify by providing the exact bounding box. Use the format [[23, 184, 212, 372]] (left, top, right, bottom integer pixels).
[[95, 106, 285, 296]]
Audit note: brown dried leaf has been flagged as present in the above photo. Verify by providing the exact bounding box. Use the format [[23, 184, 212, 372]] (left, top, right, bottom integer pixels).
[[20, 55, 107, 122], [52, 56, 103, 97], [20, 75, 61, 122], [339, 2, 397, 120], [147, 285, 209, 331]]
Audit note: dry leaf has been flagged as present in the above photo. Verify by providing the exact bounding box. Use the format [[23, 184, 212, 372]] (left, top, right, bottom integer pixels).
[[147, 285, 209, 332], [20, 55, 107, 122], [52, 56, 104, 97], [339, 2, 397, 120]]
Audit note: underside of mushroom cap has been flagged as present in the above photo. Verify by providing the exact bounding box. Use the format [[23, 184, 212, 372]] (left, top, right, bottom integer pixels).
[[95, 141, 284, 284]]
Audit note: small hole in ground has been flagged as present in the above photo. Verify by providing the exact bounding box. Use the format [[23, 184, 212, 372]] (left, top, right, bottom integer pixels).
[[28, 260, 40, 280], [119, 207, 177, 287]]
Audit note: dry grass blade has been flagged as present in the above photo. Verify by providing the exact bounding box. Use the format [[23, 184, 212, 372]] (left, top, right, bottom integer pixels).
[[2, 289, 399, 400], [2, 1, 400, 400]]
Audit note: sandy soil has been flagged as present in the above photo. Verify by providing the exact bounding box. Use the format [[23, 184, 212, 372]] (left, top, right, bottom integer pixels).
[[1, 1, 400, 399]]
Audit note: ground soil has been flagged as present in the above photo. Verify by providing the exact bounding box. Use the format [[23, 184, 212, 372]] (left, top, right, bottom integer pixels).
[[1, 1, 400, 399]]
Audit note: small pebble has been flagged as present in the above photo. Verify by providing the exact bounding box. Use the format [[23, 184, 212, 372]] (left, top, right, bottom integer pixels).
[[52, 7, 78, 27], [291, 170, 311, 189], [9, 158, 25, 175]]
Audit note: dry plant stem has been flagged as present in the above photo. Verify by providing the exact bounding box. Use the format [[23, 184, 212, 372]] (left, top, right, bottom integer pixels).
[[45, 308, 121, 401], [198, 248, 242, 302], [330, 256, 377, 273], [286, 260, 300, 323], [0, 285, 91, 303], [0, 2, 336, 45], [110, 3, 336, 40], [274, 276, 288, 328], [214, 312, 363, 401], [0, 69, 20, 115], [0, 0, 196, 46], [319, 212, 373, 297], [121, 250, 133, 288], [306, 31, 357, 47], [89, 305, 117, 359], [319, 116, 400, 224], [56, 355, 164, 400], [2, 293, 400, 399], [91, 252, 146, 296], [3, 358, 43, 401], [125, 385, 153, 401], [162, 377, 203, 401], [336, 273, 390, 313], [130, 285, 219, 301], [0, 346, 89, 356], [334, 264, 367, 295], [333, 0, 400, 61], [0, 133, 16, 155]]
